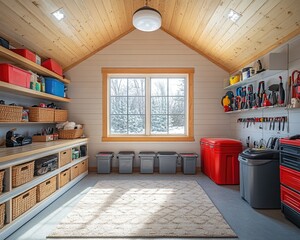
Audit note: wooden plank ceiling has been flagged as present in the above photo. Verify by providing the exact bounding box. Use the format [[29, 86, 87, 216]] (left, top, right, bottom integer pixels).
[[0, 0, 300, 74]]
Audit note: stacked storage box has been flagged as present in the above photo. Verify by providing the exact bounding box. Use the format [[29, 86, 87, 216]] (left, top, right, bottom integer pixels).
[[139, 151, 156, 173], [157, 152, 178, 174], [280, 138, 300, 227], [179, 153, 198, 175], [200, 138, 242, 184], [117, 151, 135, 173], [96, 152, 114, 173]]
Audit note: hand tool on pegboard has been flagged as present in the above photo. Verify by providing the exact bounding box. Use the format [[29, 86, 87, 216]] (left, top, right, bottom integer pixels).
[[291, 70, 300, 99], [278, 76, 285, 105]]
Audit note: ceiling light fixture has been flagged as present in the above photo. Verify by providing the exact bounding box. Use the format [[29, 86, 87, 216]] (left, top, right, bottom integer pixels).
[[228, 9, 241, 22], [52, 8, 65, 21], [133, 0, 161, 32]]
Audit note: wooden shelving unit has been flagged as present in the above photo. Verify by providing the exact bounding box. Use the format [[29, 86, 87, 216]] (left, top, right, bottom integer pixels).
[[0, 45, 70, 84], [0, 139, 88, 239]]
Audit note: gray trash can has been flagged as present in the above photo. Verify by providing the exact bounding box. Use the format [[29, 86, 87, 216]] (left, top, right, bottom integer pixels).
[[179, 153, 198, 175], [117, 151, 135, 173], [96, 152, 114, 174], [139, 151, 156, 173], [238, 148, 280, 208], [157, 151, 178, 174]]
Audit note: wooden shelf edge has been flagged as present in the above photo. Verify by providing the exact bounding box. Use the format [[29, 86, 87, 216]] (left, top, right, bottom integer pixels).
[[0, 46, 70, 84], [0, 81, 70, 103]]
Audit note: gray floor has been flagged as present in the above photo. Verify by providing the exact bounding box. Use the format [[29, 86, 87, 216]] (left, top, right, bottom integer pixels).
[[5, 173, 300, 240]]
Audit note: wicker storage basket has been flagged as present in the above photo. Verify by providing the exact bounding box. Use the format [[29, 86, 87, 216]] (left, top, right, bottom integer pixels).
[[54, 109, 68, 122], [37, 176, 57, 202], [0, 105, 23, 122], [59, 149, 71, 167], [58, 128, 83, 139], [60, 168, 70, 188], [79, 159, 88, 174], [12, 161, 34, 188], [12, 187, 37, 220], [28, 107, 54, 122], [0, 203, 5, 229], [71, 164, 80, 180], [0, 170, 4, 193]]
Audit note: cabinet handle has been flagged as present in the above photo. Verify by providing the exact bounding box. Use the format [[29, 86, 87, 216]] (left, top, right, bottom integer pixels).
[[23, 193, 29, 199]]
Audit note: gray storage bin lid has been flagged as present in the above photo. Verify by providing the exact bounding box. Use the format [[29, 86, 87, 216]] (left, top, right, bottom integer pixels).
[[240, 148, 279, 160], [179, 153, 198, 157], [157, 151, 177, 156], [96, 151, 114, 157], [118, 151, 135, 157], [139, 151, 156, 157]]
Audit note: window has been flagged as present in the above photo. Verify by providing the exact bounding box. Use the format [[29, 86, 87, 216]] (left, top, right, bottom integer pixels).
[[102, 68, 194, 142]]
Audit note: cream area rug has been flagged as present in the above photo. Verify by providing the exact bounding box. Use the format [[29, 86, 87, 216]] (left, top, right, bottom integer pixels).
[[48, 180, 237, 238]]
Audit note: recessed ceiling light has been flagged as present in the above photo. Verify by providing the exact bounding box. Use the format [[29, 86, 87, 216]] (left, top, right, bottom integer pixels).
[[52, 8, 65, 21], [228, 9, 241, 22]]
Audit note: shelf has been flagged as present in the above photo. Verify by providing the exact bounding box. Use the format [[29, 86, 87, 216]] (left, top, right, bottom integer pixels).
[[0, 46, 70, 84], [0, 156, 88, 204], [225, 105, 286, 114], [224, 70, 286, 90], [0, 81, 70, 103], [0, 121, 67, 124]]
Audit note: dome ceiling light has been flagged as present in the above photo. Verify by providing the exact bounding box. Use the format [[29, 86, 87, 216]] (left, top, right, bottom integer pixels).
[[132, 0, 162, 32]]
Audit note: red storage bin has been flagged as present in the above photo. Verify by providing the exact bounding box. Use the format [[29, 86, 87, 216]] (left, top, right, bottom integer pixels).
[[200, 138, 242, 184], [0, 63, 31, 88], [11, 49, 36, 63], [42, 59, 63, 76]]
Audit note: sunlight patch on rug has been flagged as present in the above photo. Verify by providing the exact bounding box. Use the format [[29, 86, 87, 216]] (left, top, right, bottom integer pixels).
[[48, 180, 237, 238]]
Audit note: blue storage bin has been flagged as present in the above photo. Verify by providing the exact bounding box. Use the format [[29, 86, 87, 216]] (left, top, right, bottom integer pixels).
[[45, 77, 64, 97]]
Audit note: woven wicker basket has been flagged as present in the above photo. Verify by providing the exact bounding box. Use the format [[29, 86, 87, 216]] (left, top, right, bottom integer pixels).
[[37, 176, 57, 202], [0, 105, 23, 122], [58, 128, 83, 139], [59, 168, 70, 188], [71, 164, 80, 180], [12, 161, 34, 188], [54, 109, 68, 122], [28, 107, 54, 122], [0, 203, 5, 229], [59, 149, 71, 167], [12, 187, 37, 220], [79, 159, 88, 174], [0, 170, 5, 193]]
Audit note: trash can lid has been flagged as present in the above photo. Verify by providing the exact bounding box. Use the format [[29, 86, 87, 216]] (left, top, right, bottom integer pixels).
[[118, 151, 135, 156], [179, 153, 198, 157], [139, 151, 156, 157], [239, 148, 279, 159], [157, 151, 177, 155], [96, 151, 114, 156]]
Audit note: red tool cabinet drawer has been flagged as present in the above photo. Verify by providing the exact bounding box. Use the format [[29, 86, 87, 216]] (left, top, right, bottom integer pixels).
[[280, 166, 300, 192], [281, 185, 300, 213]]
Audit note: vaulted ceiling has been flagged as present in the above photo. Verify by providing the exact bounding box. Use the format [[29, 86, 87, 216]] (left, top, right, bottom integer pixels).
[[0, 0, 300, 74]]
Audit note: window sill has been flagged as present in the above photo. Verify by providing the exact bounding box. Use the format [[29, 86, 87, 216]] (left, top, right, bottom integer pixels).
[[102, 136, 195, 142]]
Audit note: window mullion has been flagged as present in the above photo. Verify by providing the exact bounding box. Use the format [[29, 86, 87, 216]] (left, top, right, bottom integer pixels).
[[146, 76, 151, 135]]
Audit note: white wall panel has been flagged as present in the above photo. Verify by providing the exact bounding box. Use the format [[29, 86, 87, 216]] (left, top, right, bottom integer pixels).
[[66, 29, 229, 168]]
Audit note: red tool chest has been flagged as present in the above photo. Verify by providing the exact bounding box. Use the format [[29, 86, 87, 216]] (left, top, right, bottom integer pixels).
[[200, 138, 242, 184], [279, 138, 300, 227]]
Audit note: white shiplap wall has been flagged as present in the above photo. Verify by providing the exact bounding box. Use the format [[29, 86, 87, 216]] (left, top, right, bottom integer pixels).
[[230, 35, 300, 147], [65, 29, 229, 168]]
